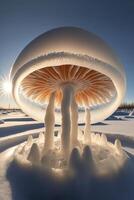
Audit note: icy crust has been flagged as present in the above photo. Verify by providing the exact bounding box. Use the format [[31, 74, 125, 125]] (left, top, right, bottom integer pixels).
[[14, 131, 128, 177]]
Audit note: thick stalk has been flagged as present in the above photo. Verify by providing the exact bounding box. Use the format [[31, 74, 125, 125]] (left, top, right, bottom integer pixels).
[[44, 92, 55, 151], [71, 93, 78, 148], [84, 108, 91, 144], [61, 84, 73, 159]]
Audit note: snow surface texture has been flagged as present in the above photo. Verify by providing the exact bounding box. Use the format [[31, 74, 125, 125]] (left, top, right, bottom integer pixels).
[[0, 110, 134, 200]]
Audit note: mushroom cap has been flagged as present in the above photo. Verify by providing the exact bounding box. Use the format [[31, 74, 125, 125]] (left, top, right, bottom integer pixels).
[[10, 27, 126, 123]]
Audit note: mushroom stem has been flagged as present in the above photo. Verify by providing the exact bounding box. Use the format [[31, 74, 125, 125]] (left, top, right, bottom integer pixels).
[[61, 84, 74, 159], [71, 93, 78, 148], [44, 91, 55, 151], [84, 108, 91, 144]]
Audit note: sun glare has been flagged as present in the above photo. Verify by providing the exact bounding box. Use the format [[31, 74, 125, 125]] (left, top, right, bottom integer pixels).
[[0, 76, 12, 96]]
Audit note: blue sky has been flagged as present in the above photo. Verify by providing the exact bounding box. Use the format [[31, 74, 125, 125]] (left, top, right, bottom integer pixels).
[[0, 0, 134, 108]]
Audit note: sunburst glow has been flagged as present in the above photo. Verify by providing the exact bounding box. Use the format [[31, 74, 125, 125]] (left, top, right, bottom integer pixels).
[[0, 76, 12, 96]]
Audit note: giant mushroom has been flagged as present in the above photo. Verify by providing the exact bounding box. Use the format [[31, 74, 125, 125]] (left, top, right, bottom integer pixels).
[[10, 27, 126, 159]]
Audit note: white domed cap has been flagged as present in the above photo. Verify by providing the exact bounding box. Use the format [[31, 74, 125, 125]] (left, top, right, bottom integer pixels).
[[10, 27, 126, 124], [11, 27, 124, 78]]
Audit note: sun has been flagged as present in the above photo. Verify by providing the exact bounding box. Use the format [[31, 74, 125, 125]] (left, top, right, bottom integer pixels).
[[2, 80, 12, 94], [0, 76, 12, 96]]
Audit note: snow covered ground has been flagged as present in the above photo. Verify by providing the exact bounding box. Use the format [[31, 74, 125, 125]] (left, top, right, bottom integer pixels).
[[0, 109, 134, 200], [0, 110, 134, 154]]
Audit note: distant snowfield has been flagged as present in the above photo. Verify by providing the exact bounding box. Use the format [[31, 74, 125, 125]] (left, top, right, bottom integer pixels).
[[0, 110, 134, 200], [92, 120, 134, 136], [0, 110, 134, 154]]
